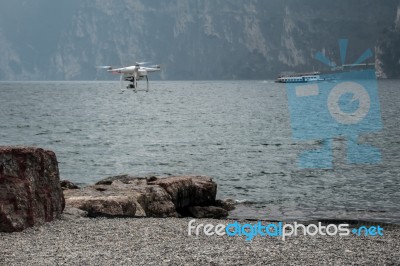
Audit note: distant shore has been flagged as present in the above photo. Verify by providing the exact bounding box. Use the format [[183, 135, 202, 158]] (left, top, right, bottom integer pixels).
[[1, 216, 399, 265]]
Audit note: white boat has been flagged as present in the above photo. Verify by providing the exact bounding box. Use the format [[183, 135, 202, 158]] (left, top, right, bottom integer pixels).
[[275, 72, 325, 83]]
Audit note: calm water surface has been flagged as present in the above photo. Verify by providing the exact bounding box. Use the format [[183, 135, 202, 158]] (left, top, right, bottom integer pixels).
[[1, 80, 399, 223]]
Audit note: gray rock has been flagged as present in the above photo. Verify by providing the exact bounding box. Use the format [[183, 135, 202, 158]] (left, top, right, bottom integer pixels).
[[150, 176, 217, 208], [95, 174, 151, 186], [215, 199, 236, 211], [61, 206, 88, 220], [64, 175, 221, 218], [64, 178, 178, 218], [60, 180, 80, 190], [67, 196, 136, 217]]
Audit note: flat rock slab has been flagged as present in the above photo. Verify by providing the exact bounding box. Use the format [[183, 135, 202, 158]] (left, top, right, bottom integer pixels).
[[64, 175, 226, 218], [0, 147, 64, 232]]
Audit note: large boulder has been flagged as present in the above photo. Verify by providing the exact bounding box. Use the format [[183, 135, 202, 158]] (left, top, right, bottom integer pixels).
[[149, 176, 217, 208], [66, 196, 137, 217], [63, 175, 224, 218], [64, 177, 178, 218], [0, 147, 65, 232]]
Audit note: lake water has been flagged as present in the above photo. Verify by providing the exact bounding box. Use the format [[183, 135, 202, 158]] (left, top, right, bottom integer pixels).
[[1, 80, 399, 223]]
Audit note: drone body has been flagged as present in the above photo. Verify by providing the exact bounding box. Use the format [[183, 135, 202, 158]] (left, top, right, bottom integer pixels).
[[98, 62, 161, 92]]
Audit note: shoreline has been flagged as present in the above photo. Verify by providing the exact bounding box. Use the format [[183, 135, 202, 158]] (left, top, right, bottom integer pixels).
[[1, 216, 399, 265], [229, 203, 400, 226]]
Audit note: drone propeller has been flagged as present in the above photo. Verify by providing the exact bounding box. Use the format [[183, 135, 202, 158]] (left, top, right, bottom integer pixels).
[[96, 65, 114, 70], [135, 61, 151, 65]]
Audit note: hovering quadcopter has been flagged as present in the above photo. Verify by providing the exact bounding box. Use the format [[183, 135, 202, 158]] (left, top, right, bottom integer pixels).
[[98, 62, 161, 92]]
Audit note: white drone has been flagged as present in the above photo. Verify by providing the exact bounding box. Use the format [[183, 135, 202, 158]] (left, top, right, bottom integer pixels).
[[98, 62, 161, 92]]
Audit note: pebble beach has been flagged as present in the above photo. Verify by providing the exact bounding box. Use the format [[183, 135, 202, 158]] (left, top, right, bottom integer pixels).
[[1, 215, 399, 265]]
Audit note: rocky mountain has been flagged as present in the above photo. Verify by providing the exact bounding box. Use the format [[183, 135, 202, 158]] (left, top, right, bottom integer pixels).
[[376, 5, 400, 78], [0, 0, 399, 80]]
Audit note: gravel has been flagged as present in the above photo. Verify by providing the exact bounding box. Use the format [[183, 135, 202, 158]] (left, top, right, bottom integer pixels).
[[1, 216, 399, 265]]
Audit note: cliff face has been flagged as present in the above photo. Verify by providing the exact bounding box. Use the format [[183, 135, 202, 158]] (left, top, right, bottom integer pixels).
[[376, 6, 400, 79], [0, 0, 399, 80]]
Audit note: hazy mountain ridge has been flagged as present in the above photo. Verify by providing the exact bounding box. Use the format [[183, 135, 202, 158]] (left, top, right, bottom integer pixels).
[[0, 0, 399, 80], [376, 6, 400, 78]]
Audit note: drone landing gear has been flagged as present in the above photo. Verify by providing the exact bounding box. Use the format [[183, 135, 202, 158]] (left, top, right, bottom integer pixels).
[[127, 81, 137, 92], [128, 77, 138, 93], [120, 75, 149, 93]]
